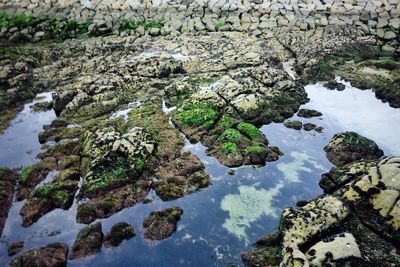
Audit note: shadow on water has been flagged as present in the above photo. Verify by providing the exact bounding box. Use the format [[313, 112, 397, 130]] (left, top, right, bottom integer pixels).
[[0, 80, 400, 266]]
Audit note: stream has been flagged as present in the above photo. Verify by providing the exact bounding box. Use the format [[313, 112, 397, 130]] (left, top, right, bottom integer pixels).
[[0, 79, 399, 266]]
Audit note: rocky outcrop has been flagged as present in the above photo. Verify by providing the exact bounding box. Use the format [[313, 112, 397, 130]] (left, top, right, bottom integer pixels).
[[143, 207, 183, 240], [154, 152, 211, 201], [80, 126, 155, 198], [104, 222, 135, 248], [9, 243, 68, 267], [20, 165, 80, 227], [70, 222, 103, 259], [16, 157, 58, 201], [243, 156, 400, 267], [324, 132, 384, 166], [0, 168, 17, 236]]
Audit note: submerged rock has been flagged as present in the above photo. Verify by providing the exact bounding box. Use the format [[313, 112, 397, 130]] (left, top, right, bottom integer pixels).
[[8, 241, 24, 256], [104, 222, 135, 248], [70, 222, 103, 259], [10, 243, 68, 267], [0, 168, 17, 236], [143, 207, 183, 240], [324, 132, 384, 166], [31, 101, 53, 112]]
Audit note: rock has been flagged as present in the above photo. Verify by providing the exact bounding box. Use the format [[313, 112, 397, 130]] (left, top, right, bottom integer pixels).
[[31, 101, 53, 112], [284, 120, 302, 130], [104, 222, 135, 248], [297, 108, 322, 118], [154, 152, 211, 201], [303, 123, 317, 131], [8, 241, 24, 256], [279, 196, 349, 266], [10, 243, 68, 267], [305, 233, 362, 266], [81, 126, 154, 198], [0, 168, 17, 236], [384, 31, 396, 40], [324, 132, 383, 166], [143, 207, 183, 240], [70, 222, 103, 259]]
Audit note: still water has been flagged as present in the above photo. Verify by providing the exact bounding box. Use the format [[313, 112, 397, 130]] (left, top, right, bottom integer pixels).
[[0, 80, 399, 266]]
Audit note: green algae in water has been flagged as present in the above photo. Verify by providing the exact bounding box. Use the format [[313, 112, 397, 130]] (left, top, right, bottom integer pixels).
[[220, 183, 283, 244], [277, 151, 325, 183]]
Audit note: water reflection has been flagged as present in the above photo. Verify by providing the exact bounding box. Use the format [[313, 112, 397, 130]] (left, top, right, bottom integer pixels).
[[1, 81, 399, 266], [0, 92, 56, 168]]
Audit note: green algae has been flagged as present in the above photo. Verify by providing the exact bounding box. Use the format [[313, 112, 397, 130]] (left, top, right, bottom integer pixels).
[[178, 103, 219, 127], [236, 122, 262, 140]]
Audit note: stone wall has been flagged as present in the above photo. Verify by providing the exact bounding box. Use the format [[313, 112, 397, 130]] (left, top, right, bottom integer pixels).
[[0, 0, 399, 41]]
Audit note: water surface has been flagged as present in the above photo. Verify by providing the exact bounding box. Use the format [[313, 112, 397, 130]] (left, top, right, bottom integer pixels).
[[0, 82, 399, 266]]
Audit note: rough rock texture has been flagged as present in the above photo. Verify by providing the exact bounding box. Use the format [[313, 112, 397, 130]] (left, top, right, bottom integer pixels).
[[104, 222, 135, 248], [143, 207, 183, 240], [244, 156, 400, 267], [16, 157, 58, 201], [70, 222, 103, 259], [284, 120, 302, 130], [297, 109, 322, 118], [9, 243, 68, 267], [279, 196, 350, 266], [20, 167, 80, 227], [324, 132, 384, 166], [8, 241, 24, 257], [154, 152, 211, 201], [0, 168, 17, 236]]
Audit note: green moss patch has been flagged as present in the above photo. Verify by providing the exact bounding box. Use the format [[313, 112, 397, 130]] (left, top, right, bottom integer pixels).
[[237, 122, 262, 139], [178, 103, 219, 128]]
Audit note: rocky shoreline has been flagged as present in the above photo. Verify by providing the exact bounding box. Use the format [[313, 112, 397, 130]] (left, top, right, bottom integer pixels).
[[0, 2, 399, 265], [242, 133, 400, 266]]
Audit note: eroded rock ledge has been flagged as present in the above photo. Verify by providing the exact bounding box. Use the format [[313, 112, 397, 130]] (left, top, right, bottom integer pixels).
[[243, 134, 400, 267]]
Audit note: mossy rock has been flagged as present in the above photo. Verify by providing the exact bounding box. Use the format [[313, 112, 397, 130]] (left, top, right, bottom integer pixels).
[[284, 120, 303, 130], [104, 222, 135, 248]]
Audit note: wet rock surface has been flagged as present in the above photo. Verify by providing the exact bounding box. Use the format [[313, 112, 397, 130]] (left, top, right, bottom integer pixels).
[[104, 222, 135, 248], [9, 243, 68, 267], [7, 241, 24, 257], [0, 168, 17, 236], [0, 16, 398, 266], [70, 222, 103, 259], [324, 132, 384, 166], [243, 154, 400, 266], [154, 152, 211, 201], [143, 207, 183, 240]]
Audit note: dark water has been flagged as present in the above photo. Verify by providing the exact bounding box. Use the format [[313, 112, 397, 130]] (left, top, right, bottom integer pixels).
[[0, 80, 399, 266]]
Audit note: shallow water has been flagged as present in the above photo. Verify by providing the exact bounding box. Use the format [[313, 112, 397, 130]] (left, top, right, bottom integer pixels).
[[0, 93, 56, 168], [0, 81, 399, 266]]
